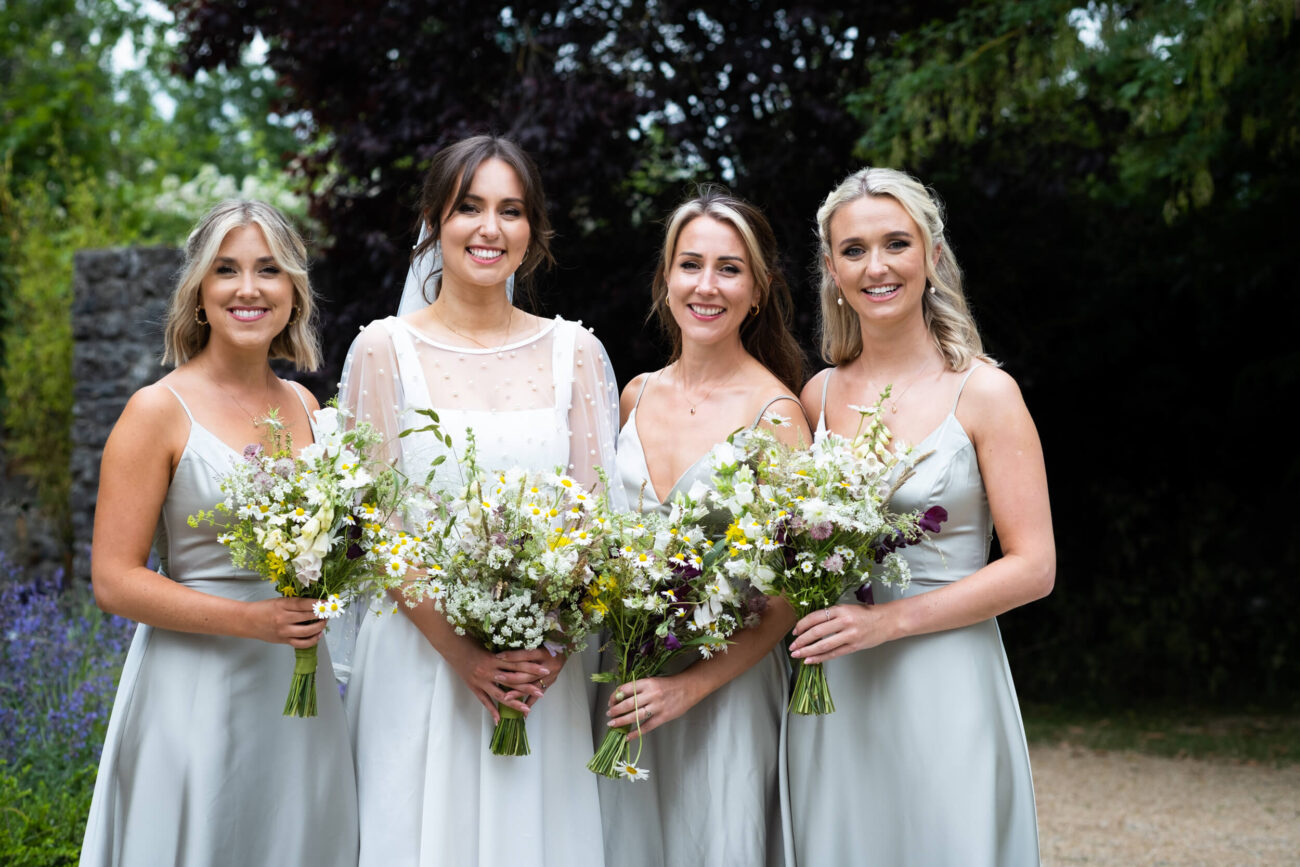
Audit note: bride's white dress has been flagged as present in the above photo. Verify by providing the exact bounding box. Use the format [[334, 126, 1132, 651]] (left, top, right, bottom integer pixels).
[[337, 315, 621, 867]]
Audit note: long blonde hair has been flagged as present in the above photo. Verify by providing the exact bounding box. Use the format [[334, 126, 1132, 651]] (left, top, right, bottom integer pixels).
[[163, 200, 320, 369], [815, 167, 988, 371]]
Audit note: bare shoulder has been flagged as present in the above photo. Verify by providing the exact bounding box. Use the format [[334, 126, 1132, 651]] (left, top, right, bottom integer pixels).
[[108, 378, 190, 458], [960, 363, 1028, 414], [619, 371, 654, 425], [957, 363, 1038, 446], [285, 379, 321, 412], [746, 366, 812, 444]]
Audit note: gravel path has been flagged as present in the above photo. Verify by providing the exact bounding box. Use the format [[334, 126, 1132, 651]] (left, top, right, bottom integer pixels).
[[1032, 744, 1300, 866]]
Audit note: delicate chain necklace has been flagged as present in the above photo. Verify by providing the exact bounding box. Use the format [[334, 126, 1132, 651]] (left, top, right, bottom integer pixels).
[[871, 359, 940, 414], [201, 363, 276, 426], [674, 362, 739, 416], [432, 303, 514, 351]]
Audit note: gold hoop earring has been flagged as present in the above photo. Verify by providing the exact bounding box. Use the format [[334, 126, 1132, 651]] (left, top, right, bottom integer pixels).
[[195, 306, 209, 326], [286, 305, 301, 327], [750, 303, 760, 317]]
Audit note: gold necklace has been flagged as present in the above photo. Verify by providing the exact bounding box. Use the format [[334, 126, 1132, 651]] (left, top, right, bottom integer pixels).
[[201, 363, 276, 426], [675, 363, 739, 416], [432, 303, 514, 350], [871, 360, 940, 414]]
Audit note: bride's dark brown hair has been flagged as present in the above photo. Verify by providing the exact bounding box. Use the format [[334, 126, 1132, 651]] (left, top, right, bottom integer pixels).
[[413, 134, 556, 304]]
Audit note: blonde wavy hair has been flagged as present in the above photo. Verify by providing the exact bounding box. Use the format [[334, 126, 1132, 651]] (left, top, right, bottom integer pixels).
[[815, 168, 990, 371], [162, 200, 321, 370]]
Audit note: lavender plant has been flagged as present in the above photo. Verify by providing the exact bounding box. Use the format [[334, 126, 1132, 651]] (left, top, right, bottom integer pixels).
[[0, 552, 135, 865]]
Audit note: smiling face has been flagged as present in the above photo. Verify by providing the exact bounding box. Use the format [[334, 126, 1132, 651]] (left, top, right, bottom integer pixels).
[[198, 223, 295, 352], [436, 157, 531, 294], [825, 194, 931, 328], [665, 215, 757, 350]]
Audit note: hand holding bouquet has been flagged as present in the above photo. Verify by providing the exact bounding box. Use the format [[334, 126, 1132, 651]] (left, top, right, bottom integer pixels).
[[711, 389, 948, 714], [190, 406, 430, 717], [406, 418, 619, 756], [585, 486, 751, 781]]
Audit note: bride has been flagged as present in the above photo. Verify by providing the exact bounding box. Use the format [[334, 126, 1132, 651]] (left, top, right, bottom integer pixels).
[[338, 135, 620, 866]]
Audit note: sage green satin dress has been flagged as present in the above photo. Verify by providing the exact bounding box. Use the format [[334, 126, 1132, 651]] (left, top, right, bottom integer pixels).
[[596, 384, 798, 867], [80, 386, 358, 867], [786, 365, 1039, 866]]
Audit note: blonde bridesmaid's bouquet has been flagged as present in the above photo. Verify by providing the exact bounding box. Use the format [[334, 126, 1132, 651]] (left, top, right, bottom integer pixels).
[[190, 406, 430, 717], [585, 487, 751, 781], [711, 389, 947, 715], [404, 413, 618, 757]]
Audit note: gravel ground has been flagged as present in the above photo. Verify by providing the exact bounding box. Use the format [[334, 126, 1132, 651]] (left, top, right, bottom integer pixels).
[[1032, 744, 1300, 866]]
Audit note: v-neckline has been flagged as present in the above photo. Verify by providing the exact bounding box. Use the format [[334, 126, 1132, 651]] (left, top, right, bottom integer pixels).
[[628, 405, 721, 507]]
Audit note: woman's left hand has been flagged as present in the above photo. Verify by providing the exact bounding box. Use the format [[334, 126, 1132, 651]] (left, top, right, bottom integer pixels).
[[788, 603, 897, 665], [516, 649, 568, 707], [605, 676, 700, 740]]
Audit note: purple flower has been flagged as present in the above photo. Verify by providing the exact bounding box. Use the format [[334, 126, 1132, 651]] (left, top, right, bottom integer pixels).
[[663, 633, 682, 651], [809, 521, 833, 540], [670, 560, 702, 580], [855, 583, 875, 604], [919, 506, 949, 534], [242, 443, 264, 462], [346, 543, 365, 560], [821, 553, 845, 573]]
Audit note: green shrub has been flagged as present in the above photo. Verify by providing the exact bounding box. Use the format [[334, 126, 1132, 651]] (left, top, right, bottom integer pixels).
[[0, 764, 93, 867], [0, 154, 125, 550]]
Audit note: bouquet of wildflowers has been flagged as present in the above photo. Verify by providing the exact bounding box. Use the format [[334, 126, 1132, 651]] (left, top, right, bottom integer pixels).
[[190, 406, 430, 717], [584, 486, 753, 781], [711, 390, 948, 714], [405, 417, 619, 757]]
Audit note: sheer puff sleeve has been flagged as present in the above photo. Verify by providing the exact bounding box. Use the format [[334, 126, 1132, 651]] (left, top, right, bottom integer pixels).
[[329, 320, 407, 682], [564, 321, 627, 512]]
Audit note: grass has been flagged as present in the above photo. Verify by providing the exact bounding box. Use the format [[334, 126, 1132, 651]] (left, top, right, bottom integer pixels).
[[1022, 703, 1300, 767]]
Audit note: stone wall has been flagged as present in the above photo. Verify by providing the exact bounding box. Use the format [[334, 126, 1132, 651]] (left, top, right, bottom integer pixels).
[[68, 246, 182, 578]]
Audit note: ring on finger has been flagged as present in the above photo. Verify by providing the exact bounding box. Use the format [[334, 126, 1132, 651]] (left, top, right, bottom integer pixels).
[[643, 708, 653, 720], [615, 690, 625, 701], [823, 610, 831, 623]]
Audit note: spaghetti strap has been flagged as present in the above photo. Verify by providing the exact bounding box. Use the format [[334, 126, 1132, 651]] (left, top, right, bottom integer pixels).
[[161, 384, 194, 422], [749, 394, 800, 429], [631, 372, 654, 413], [815, 369, 833, 434], [287, 381, 314, 419], [950, 362, 985, 414]]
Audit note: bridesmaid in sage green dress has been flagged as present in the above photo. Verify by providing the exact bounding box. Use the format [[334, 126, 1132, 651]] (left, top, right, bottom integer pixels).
[[788, 168, 1055, 866], [598, 188, 810, 867], [81, 200, 357, 866]]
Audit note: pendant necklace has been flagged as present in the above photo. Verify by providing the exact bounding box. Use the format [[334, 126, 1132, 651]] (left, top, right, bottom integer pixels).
[[676, 363, 738, 416], [201, 362, 277, 426]]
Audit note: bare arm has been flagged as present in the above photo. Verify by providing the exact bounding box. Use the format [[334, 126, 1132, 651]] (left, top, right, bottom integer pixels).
[[790, 366, 1055, 662], [91, 385, 325, 647]]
